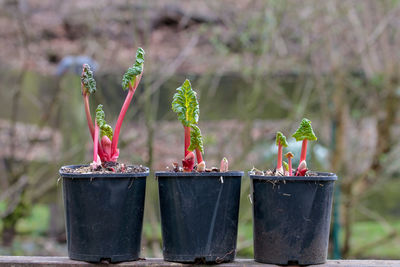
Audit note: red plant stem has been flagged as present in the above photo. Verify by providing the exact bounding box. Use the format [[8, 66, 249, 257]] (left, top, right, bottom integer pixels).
[[184, 126, 190, 156], [288, 157, 292, 176], [300, 139, 308, 162], [195, 148, 203, 163], [111, 70, 143, 155], [97, 142, 105, 160], [83, 92, 105, 159], [93, 120, 99, 162], [277, 143, 282, 169], [83, 94, 94, 139], [111, 85, 136, 155]]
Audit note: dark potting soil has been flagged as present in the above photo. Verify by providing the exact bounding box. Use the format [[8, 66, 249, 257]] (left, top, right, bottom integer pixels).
[[249, 167, 319, 177], [165, 162, 222, 173], [61, 162, 147, 174]]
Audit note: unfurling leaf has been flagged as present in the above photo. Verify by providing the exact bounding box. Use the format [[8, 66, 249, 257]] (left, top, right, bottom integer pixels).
[[81, 64, 96, 95], [172, 79, 199, 127], [100, 124, 113, 142], [292, 118, 317, 141], [276, 131, 288, 147], [188, 124, 204, 153], [283, 161, 289, 171], [122, 47, 145, 90], [95, 104, 113, 141]]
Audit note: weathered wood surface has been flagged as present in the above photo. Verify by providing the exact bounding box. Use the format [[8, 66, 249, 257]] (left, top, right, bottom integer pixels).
[[0, 257, 399, 267]]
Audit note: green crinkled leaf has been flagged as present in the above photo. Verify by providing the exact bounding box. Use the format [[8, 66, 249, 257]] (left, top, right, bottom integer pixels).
[[188, 124, 204, 153], [95, 104, 105, 126], [95, 104, 113, 140], [292, 118, 317, 141], [122, 47, 145, 90], [100, 124, 113, 141], [172, 79, 199, 127], [276, 131, 288, 147], [81, 64, 96, 94]]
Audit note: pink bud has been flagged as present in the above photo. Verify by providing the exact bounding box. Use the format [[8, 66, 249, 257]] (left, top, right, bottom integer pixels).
[[220, 157, 229, 172], [298, 160, 307, 171], [101, 136, 112, 161], [197, 161, 206, 172], [182, 152, 195, 172]]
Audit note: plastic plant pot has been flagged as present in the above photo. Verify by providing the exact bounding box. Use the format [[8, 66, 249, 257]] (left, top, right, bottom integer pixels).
[[249, 172, 337, 265], [155, 171, 243, 263], [59, 165, 149, 263]]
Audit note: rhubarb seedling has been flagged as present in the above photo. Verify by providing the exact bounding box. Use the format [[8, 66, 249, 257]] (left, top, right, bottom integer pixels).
[[292, 118, 317, 176], [285, 152, 294, 176], [172, 79, 201, 172], [80, 47, 145, 170], [95, 104, 116, 162], [220, 157, 229, 172], [81, 64, 96, 139], [282, 161, 289, 176], [81, 64, 106, 160], [275, 132, 288, 174], [112, 47, 145, 156]]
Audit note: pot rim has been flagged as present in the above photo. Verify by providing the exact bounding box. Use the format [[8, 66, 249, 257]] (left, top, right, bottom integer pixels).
[[248, 171, 337, 181], [59, 164, 149, 178], [155, 171, 244, 177]]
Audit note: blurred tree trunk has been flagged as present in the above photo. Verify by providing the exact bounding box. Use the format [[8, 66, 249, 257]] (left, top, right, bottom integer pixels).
[[330, 71, 352, 257]]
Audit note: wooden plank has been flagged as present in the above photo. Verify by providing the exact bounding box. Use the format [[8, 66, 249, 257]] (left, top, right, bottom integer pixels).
[[0, 257, 399, 267]]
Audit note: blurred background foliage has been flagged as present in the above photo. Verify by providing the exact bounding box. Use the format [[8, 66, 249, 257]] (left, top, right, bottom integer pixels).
[[0, 0, 400, 259]]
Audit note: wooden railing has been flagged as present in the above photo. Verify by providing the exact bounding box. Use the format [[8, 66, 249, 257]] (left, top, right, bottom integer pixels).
[[0, 257, 399, 267]]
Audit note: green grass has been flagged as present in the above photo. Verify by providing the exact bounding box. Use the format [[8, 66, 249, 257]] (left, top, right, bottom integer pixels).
[[1, 203, 49, 236], [350, 220, 400, 259], [237, 221, 254, 257], [16, 204, 50, 236], [143, 223, 162, 241]]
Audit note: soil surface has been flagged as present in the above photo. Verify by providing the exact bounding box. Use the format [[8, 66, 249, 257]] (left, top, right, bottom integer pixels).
[[249, 167, 319, 177], [60, 162, 147, 174], [166, 162, 221, 173]]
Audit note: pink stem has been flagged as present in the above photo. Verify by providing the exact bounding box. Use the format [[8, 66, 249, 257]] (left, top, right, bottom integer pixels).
[[93, 119, 99, 162], [83, 93, 94, 139], [184, 126, 191, 157], [111, 70, 143, 156], [300, 139, 308, 162], [83, 92, 105, 159], [111, 84, 135, 155], [288, 157, 292, 176], [277, 143, 282, 169], [195, 148, 203, 163], [97, 143, 105, 161]]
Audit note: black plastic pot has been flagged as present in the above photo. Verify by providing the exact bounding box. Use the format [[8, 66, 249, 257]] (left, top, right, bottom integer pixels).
[[59, 165, 149, 263], [249, 172, 337, 265], [155, 171, 243, 263]]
